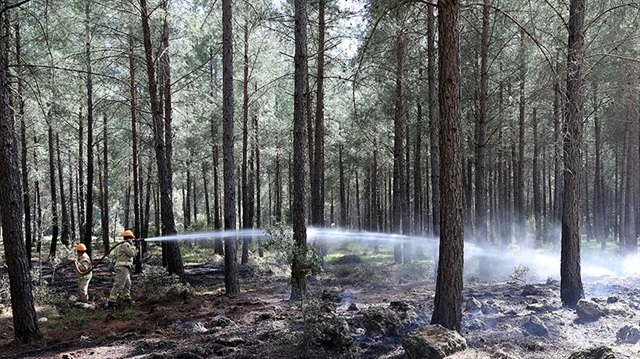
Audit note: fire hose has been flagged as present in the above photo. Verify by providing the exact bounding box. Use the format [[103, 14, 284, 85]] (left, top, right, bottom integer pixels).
[[54, 239, 145, 278]]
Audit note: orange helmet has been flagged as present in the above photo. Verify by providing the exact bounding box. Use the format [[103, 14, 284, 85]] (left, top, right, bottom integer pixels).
[[122, 230, 135, 238], [76, 243, 87, 251]]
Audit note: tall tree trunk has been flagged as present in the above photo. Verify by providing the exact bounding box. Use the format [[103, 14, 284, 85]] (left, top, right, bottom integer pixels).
[[533, 108, 542, 246], [339, 145, 346, 226], [185, 169, 192, 229], [142, 164, 152, 239], [0, 2, 41, 340], [475, 2, 490, 277], [101, 114, 109, 251], [620, 83, 637, 252], [78, 109, 85, 238], [222, 0, 239, 294], [553, 58, 563, 226], [593, 82, 605, 249], [16, 22, 32, 264], [82, 0, 95, 257], [241, 18, 251, 265], [392, 30, 406, 264], [356, 170, 361, 230], [275, 155, 282, 222], [414, 73, 424, 236], [68, 158, 75, 242], [129, 33, 141, 245], [431, 0, 464, 332], [311, 0, 326, 227], [515, 27, 526, 244], [140, 0, 184, 279], [291, 0, 309, 301], [427, 5, 440, 238], [56, 134, 69, 246], [560, 0, 586, 307], [255, 111, 263, 256], [204, 162, 211, 226], [47, 119, 59, 258]]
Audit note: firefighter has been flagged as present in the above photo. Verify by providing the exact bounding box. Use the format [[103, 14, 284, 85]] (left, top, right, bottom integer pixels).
[[108, 230, 138, 306], [74, 243, 92, 302]]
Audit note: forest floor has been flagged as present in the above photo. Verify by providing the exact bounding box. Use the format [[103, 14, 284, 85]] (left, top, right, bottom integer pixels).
[[1, 239, 640, 359]]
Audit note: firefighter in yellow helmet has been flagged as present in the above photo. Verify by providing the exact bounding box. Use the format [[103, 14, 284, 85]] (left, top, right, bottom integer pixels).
[[108, 230, 138, 307], [74, 243, 92, 302]]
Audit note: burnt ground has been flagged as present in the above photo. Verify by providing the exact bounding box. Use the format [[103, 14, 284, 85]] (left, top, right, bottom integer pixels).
[[1, 242, 640, 359]]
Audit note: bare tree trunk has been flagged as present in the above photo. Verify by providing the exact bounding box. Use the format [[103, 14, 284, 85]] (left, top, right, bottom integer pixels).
[[82, 0, 95, 257], [431, 0, 463, 332], [204, 162, 211, 226], [533, 109, 542, 246], [392, 31, 406, 264], [291, 0, 309, 301], [208, 46, 224, 255], [274, 155, 282, 222], [222, 0, 239, 294], [515, 27, 526, 244], [16, 22, 32, 264], [592, 82, 606, 249], [560, 0, 586, 307], [56, 134, 69, 246], [140, 0, 184, 279], [185, 169, 192, 229], [475, 2, 490, 277], [337, 146, 344, 226], [142, 164, 152, 239], [67, 150, 78, 241], [0, 2, 41, 339], [129, 33, 141, 244], [311, 0, 326, 227], [427, 5, 440, 238], [241, 18, 251, 265], [254, 111, 263, 256], [414, 72, 424, 236], [47, 119, 59, 258], [101, 114, 109, 251]]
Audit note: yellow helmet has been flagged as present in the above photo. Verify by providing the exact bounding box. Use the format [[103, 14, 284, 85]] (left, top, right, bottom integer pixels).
[[76, 243, 87, 251], [122, 230, 135, 239]]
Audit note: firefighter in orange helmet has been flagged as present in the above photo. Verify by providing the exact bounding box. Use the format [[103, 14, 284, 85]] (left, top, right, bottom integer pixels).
[[108, 230, 138, 307], [74, 243, 92, 302]]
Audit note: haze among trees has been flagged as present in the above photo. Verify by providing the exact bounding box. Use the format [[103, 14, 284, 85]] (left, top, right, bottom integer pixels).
[[0, 0, 638, 343]]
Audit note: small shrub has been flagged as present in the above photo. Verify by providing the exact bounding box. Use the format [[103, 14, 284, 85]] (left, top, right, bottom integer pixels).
[[263, 223, 323, 280], [136, 266, 194, 302], [510, 264, 530, 283]]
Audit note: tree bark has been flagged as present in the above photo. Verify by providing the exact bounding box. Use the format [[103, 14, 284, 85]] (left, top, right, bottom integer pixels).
[[222, 0, 239, 294], [82, 0, 95, 257], [515, 27, 526, 245], [140, 0, 184, 279], [101, 114, 109, 251], [311, 0, 326, 227], [0, 3, 42, 340], [431, 0, 464, 332], [16, 22, 32, 264], [47, 118, 59, 258], [129, 33, 141, 245], [392, 30, 406, 264], [291, 0, 309, 301], [561, 0, 586, 307], [533, 108, 542, 246], [56, 134, 69, 246], [475, 2, 490, 277], [592, 82, 606, 249], [427, 5, 440, 238]]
